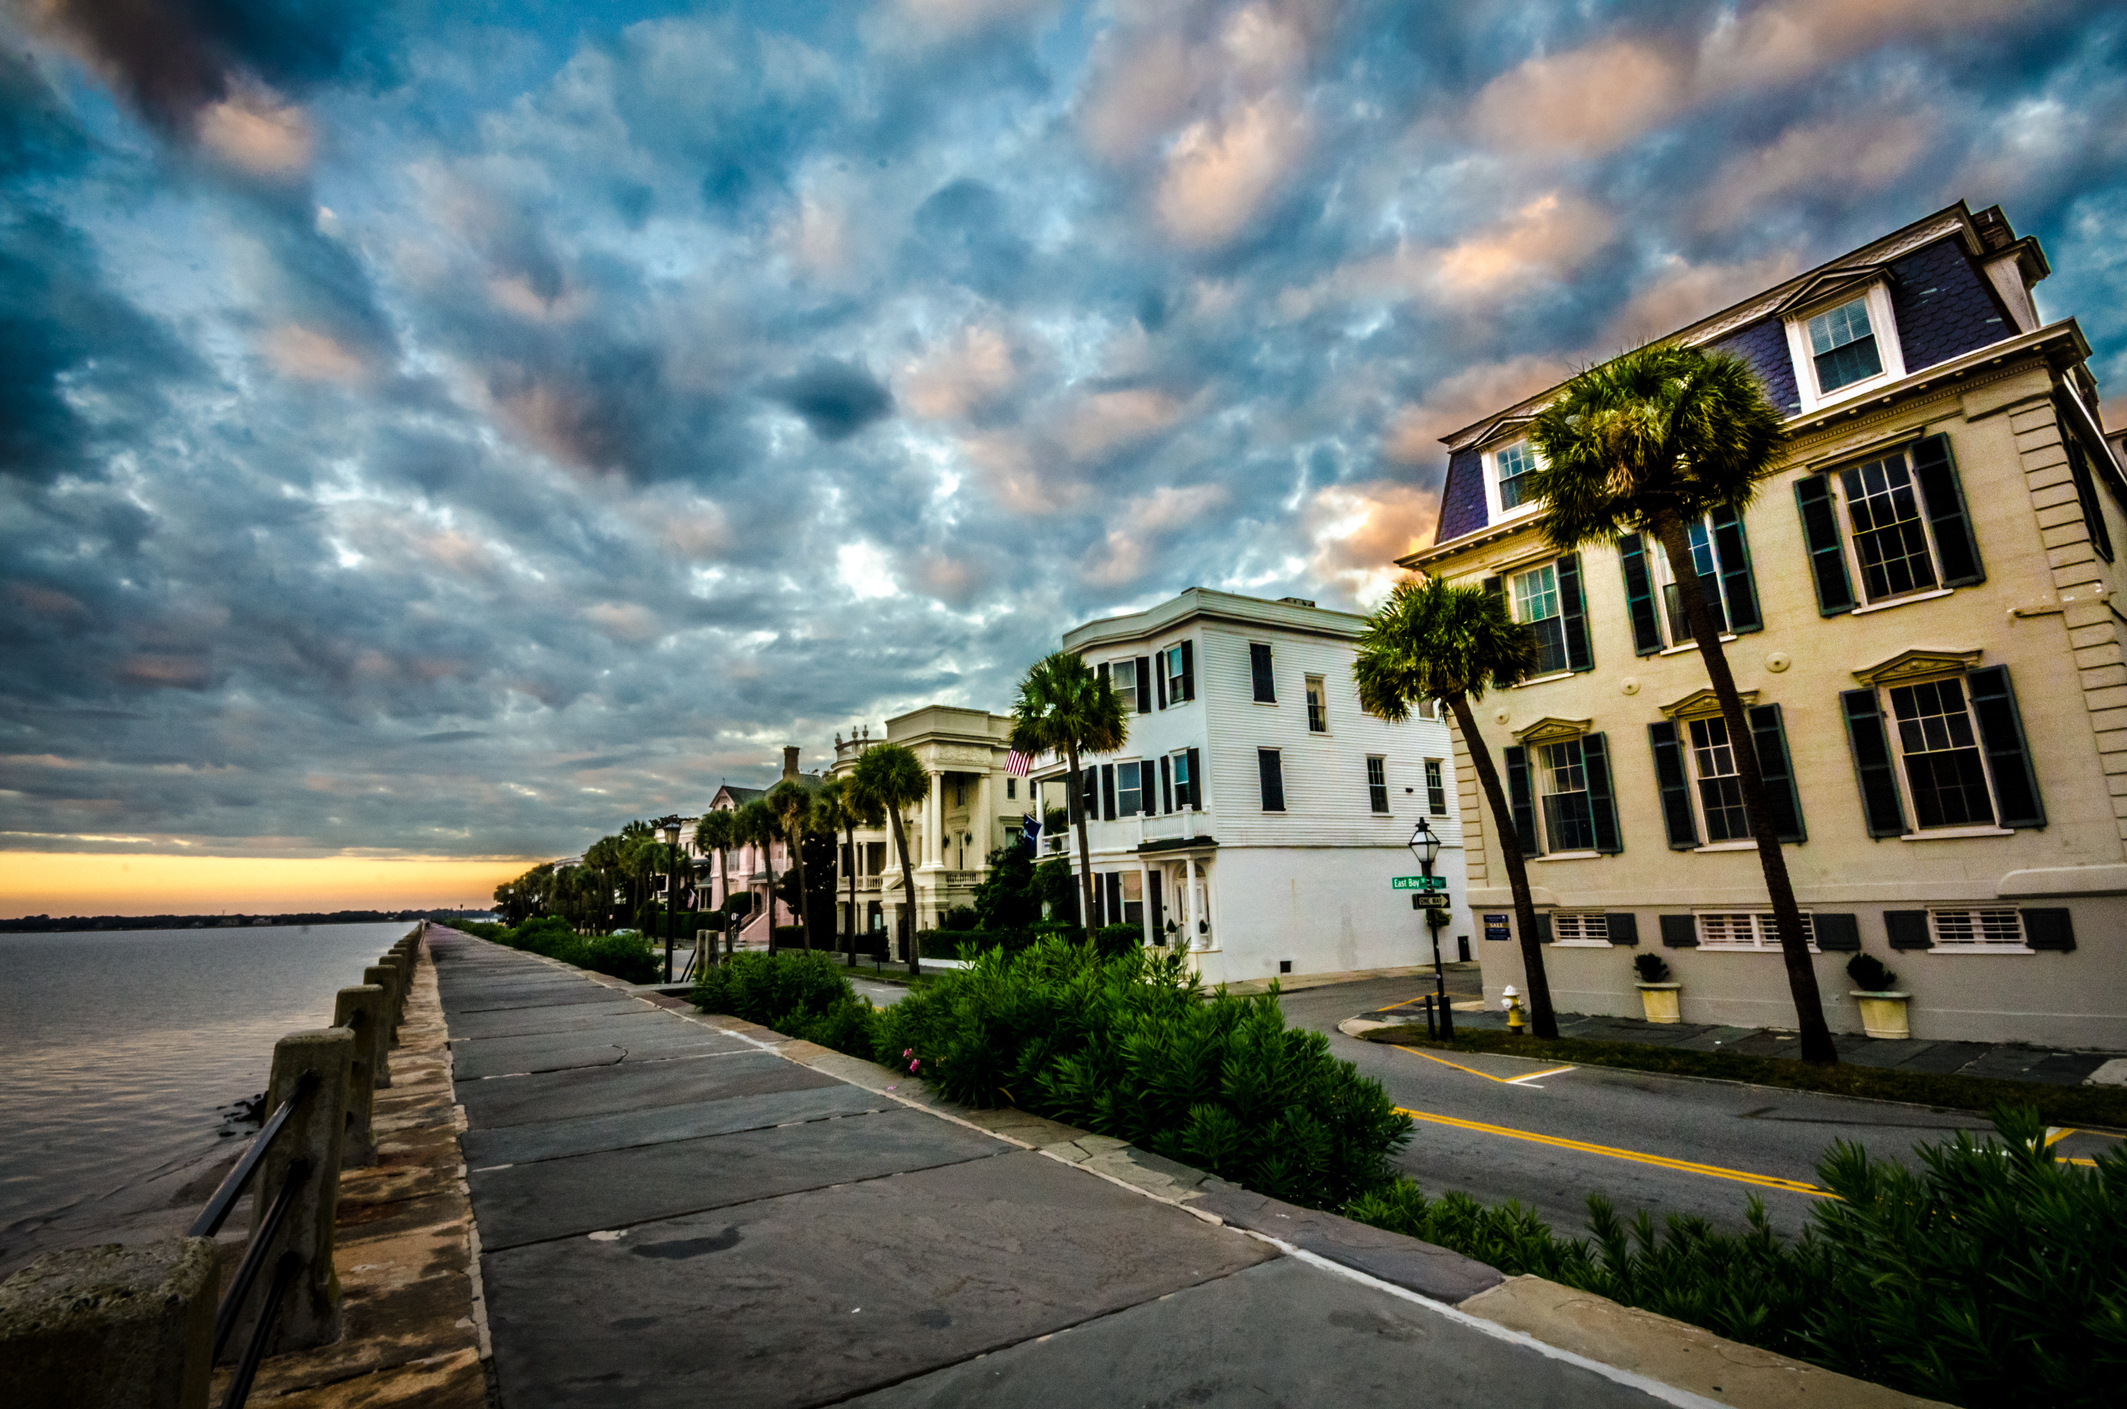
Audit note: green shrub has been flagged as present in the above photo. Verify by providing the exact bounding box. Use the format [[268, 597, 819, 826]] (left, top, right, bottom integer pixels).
[[689, 951, 878, 1061], [572, 930, 660, 984], [939, 905, 979, 931], [1632, 952, 1670, 983], [1091, 923, 1141, 956], [1346, 1108, 2127, 1408], [877, 938, 1408, 1211]]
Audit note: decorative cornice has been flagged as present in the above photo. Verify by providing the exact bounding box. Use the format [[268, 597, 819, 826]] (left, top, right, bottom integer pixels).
[[1658, 688, 1758, 720], [1512, 715, 1592, 743], [1852, 649, 1982, 687]]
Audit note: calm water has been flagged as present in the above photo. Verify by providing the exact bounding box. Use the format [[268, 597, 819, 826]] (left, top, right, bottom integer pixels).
[[0, 923, 409, 1268]]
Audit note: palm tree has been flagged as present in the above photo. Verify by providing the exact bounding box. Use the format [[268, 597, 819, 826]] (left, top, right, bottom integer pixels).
[[1355, 576, 1557, 1037], [815, 775, 884, 963], [852, 742, 929, 976], [1008, 651, 1128, 931], [692, 809, 736, 966], [1526, 341, 1835, 1063], [733, 799, 779, 950], [767, 779, 819, 951]]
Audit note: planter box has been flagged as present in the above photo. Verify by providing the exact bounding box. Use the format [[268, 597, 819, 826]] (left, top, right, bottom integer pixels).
[[1851, 990, 1912, 1040], [1636, 982, 1682, 1024]]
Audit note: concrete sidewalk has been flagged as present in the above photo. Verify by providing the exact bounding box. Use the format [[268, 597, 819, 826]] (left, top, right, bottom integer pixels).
[[431, 929, 1938, 1408]]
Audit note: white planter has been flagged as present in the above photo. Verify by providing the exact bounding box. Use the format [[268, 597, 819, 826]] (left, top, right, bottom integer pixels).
[[1637, 982, 1682, 1024], [1851, 990, 1912, 1040]]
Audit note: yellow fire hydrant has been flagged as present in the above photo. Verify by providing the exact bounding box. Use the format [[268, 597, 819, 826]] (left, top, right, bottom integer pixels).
[[1502, 984, 1526, 1035]]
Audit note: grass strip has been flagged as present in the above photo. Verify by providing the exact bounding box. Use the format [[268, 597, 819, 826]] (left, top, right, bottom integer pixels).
[[1363, 1026, 2127, 1129]]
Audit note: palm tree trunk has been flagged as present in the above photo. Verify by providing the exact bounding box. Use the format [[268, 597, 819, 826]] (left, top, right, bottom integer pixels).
[[1067, 742, 1098, 932], [889, 806, 920, 976], [790, 827, 811, 952], [717, 847, 730, 963], [844, 822, 858, 964], [1447, 694, 1558, 1040], [1652, 511, 1836, 1064]]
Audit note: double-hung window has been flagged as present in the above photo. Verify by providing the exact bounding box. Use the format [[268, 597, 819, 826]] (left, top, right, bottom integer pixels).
[[1108, 657, 1143, 712], [1487, 556, 1591, 676], [1305, 675, 1327, 732], [1424, 759, 1447, 816], [1366, 757, 1389, 814], [1164, 748, 1201, 811], [1841, 662, 2044, 837], [1649, 704, 1805, 849], [1687, 717, 1749, 842], [1794, 435, 1982, 612], [1257, 749, 1286, 812], [1784, 285, 1904, 410], [1249, 643, 1276, 703], [1117, 761, 1145, 817], [1156, 640, 1196, 707], [1494, 438, 1539, 512], [1503, 731, 1619, 856], [1618, 509, 1761, 654]]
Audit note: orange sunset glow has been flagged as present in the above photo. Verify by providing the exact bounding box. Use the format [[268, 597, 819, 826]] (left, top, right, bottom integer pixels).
[[0, 853, 533, 919]]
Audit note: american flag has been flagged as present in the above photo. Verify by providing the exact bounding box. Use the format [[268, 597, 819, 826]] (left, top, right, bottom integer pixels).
[[1005, 749, 1033, 776]]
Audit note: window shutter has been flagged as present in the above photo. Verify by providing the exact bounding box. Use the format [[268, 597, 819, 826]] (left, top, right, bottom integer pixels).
[[1582, 732, 1622, 854], [1534, 912, 1553, 944], [1186, 747, 1202, 810], [1104, 872, 1122, 928], [1793, 476, 1856, 614], [1098, 661, 1110, 690], [2060, 415, 2115, 562], [1135, 656, 1152, 713], [1884, 910, 1931, 950], [1647, 722, 1698, 849], [1180, 640, 1196, 701], [1618, 534, 1664, 655], [1077, 768, 1094, 823], [1503, 745, 1541, 855], [1156, 654, 1168, 709], [1911, 433, 1984, 587], [1747, 704, 1806, 843], [1101, 763, 1116, 821], [1257, 749, 1286, 811], [1160, 755, 1173, 814], [1812, 913, 1860, 952], [1148, 871, 1164, 942], [1483, 576, 1503, 603], [1966, 665, 2045, 829], [1607, 912, 1638, 946], [1658, 914, 1698, 948], [1840, 689, 1907, 837], [2021, 908, 2076, 952], [1709, 505, 1762, 633], [1250, 643, 1275, 703], [1557, 552, 1593, 672]]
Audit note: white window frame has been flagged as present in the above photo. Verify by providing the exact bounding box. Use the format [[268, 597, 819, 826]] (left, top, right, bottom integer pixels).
[[1783, 282, 1907, 414], [1534, 735, 1598, 855], [1824, 446, 1957, 610], [1695, 909, 1817, 953], [1681, 713, 1752, 847], [1424, 758, 1447, 817], [1508, 561, 1571, 678], [1482, 436, 1544, 524], [1646, 514, 1742, 650], [1117, 759, 1145, 817], [1876, 673, 2015, 838], [1927, 907, 2029, 953], [1305, 674, 1328, 733], [1551, 910, 1610, 947], [1109, 657, 1140, 712], [1365, 755, 1390, 815]]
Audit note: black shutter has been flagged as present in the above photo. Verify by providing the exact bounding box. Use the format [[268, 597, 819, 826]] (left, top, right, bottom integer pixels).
[[1075, 769, 1092, 823], [1148, 871, 1164, 943], [1250, 643, 1275, 703], [1104, 872, 1122, 929], [1812, 914, 1860, 952], [1658, 914, 1698, 948], [1135, 656, 1152, 713], [1156, 653, 1168, 709], [1160, 755, 1173, 814], [1257, 749, 1285, 811], [1483, 576, 1503, 604], [1101, 763, 1116, 821], [1966, 666, 2045, 829], [1793, 476, 1856, 614], [1910, 434, 1984, 587], [1841, 689, 1907, 837], [1534, 912, 1553, 944], [1557, 552, 1592, 672], [2061, 418, 2115, 562], [1504, 745, 1541, 855], [1884, 910, 1931, 950], [1607, 912, 1638, 946], [1098, 661, 1110, 691], [1648, 722, 1698, 849], [1747, 704, 1806, 843], [1709, 505, 1762, 633], [1180, 640, 1196, 701], [1186, 747, 1202, 810], [2022, 908, 2076, 952], [1618, 534, 1664, 655], [1582, 732, 1621, 854]]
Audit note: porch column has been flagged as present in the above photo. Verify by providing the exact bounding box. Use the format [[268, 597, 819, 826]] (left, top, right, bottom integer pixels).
[[975, 769, 994, 864], [921, 771, 943, 870], [1184, 853, 1199, 949]]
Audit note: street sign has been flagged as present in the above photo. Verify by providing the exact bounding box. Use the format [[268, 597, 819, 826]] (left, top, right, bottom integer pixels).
[[1410, 894, 1451, 909], [1391, 875, 1447, 892]]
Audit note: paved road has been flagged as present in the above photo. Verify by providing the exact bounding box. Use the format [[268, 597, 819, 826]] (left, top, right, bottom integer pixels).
[[1276, 977, 1996, 1240]]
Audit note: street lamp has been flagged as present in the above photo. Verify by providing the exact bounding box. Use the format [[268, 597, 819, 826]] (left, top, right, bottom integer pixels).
[[1408, 818, 1453, 1038], [663, 817, 682, 984]]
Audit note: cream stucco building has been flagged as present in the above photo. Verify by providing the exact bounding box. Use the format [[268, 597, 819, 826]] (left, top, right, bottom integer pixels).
[[1404, 201, 2126, 1047]]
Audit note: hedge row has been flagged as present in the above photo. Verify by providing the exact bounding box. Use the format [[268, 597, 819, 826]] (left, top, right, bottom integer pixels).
[[456, 916, 660, 984]]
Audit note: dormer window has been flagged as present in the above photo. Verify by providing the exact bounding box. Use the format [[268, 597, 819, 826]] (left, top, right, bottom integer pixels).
[[1496, 440, 1538, 510], [1784, 281, 1905, 412], [1807, 298, 1882, 392]]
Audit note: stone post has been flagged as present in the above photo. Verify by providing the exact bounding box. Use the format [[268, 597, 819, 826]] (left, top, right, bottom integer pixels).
[[0, 1237, 218, 1409], [233, 1027, 352, 1356], [377, 952, 408, 1032], [331, 985, 387, 1166], [361, 965, 399, 1075]]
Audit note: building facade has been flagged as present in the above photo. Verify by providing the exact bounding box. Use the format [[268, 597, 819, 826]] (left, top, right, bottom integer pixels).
[[688, 748, 819, 943], [1403, 201, 2127, 1047], [1033, 589, 1467, 985]]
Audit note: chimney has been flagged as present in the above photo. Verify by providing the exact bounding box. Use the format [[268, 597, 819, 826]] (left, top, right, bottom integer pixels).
[[783, 745, 801, 780]]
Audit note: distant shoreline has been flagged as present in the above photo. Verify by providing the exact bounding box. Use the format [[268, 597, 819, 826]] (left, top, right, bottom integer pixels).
[[1, 909, 484, 934]]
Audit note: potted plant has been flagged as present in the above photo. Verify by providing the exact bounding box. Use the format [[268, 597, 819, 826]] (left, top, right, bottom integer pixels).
[[1634, 952, 1681, 1024], [1847, 953, 1911, 1040]]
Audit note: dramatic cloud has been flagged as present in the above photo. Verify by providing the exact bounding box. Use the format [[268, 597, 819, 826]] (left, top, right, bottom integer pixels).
[[1, 0, 2123, 886]]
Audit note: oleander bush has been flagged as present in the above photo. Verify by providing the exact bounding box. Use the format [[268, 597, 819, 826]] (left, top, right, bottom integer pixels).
[[1346, 1107, 2127, 1408], [878, 937, 1409, 1210]]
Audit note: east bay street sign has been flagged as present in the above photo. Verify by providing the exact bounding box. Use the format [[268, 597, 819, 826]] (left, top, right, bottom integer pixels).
[[1390, 875, 1447, 892]]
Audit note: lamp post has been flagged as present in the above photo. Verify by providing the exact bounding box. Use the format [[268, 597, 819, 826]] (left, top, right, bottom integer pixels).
[[662, 817, 682, 984], [1408, 818, 1452, 1039]]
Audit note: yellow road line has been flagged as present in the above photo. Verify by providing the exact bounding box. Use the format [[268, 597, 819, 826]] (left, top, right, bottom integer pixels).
[[1395, 1106, 1836, 1198], [1397, 1046, 1576, 1088], [1504, 1066, 1579, 1085], [1378, 993, 1440, 1011], [2044, 1126, 2075, 1147]]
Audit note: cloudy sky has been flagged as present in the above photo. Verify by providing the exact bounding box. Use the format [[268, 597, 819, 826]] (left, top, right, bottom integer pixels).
[[4, 0, 2126, 905]]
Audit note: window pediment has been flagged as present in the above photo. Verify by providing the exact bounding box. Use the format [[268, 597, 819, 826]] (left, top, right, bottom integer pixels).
[[1773, 265, 1890, 320], [1851, 649, 1983, 687], [1512, 715, 1592, 744], [1658, 687, 1758, 720]]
